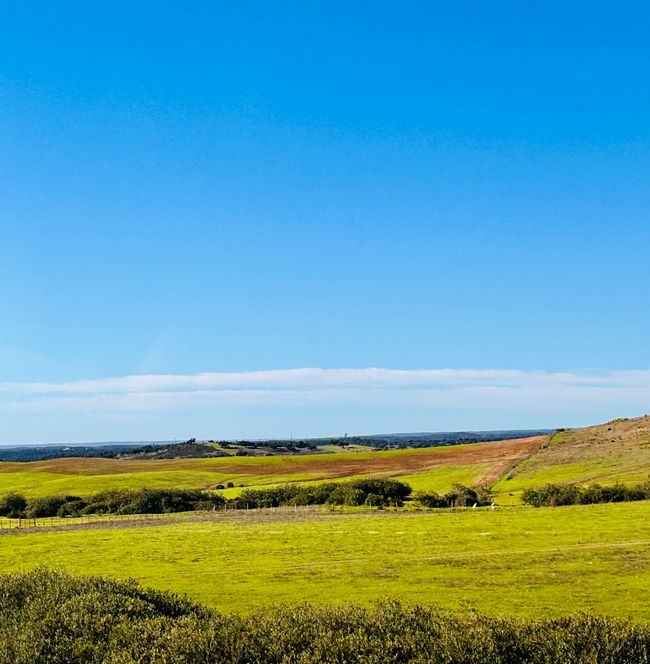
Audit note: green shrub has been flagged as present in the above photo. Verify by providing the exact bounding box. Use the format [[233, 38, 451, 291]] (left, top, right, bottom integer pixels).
[[0, 492, 27, 518], [414, 491, 447, 508]]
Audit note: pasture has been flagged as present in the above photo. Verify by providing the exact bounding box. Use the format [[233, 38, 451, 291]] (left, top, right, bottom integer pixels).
[[2, 500, 650, 620]]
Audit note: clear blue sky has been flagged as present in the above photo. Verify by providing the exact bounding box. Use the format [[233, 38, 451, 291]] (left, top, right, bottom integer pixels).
[[1, 2, 649, 442]]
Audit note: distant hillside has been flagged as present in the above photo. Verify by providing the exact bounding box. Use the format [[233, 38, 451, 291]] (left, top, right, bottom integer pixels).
[[350, 429, 552, 448], [0, 429, 552, 461], [118, 440, 229, 460], [0, 444, 140, 463], [493, 415, 650, 495]]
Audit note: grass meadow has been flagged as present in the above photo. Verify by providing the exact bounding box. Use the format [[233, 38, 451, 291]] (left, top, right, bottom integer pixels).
[[2, 500, 650, 620]]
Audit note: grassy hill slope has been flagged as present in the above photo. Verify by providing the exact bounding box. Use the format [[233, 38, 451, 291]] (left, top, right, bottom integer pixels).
[[493, 415, 650, 498]]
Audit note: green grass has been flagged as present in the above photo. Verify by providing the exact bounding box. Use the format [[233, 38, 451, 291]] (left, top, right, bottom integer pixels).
[[492, 459, 650, 499], [2, 501, 650, 620], [0, 468, 315, 497], [399, 464, 491, 493]]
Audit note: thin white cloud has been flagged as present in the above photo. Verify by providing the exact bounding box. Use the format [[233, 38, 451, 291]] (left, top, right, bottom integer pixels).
[[0, 368, 649, 413], [0, 368, 649, 443]]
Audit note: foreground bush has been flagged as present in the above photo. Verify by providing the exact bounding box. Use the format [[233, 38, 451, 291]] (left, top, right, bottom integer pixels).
[[1, 569, 649, 663], [522, 481, 650, 507]]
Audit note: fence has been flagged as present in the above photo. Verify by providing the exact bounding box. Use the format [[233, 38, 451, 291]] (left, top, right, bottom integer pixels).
[[0, 512, 169, 530]]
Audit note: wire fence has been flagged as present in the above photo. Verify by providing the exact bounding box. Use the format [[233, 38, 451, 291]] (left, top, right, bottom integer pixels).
[[0, 503, 282, 530], [0, 512, 170, 530]]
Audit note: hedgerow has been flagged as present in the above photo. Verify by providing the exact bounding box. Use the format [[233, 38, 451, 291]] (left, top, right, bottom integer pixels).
[[0, 488, 225, 519], [0, 479, 414, 518], [237, 478, 412, 508], [522, 481, 650, 507]]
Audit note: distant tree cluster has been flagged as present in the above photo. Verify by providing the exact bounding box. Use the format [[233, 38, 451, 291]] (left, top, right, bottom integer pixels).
[[522, 481, 650, 507], [414, 484, 492, 509], [223, 439, 319, 453], [0, 446, 126, 463]]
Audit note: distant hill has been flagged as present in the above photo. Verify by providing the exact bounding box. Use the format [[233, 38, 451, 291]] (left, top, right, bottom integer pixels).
[[348, 429, 552, 448], [0, 429, 553, 461], [493, 415, 650, 496], [118, 440, 229, 460]]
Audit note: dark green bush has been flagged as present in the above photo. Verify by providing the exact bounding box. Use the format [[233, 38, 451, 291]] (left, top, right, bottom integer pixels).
[[0, 492, 27, 518], [25, 495, 83, 518], [414, 491, 447, 508]]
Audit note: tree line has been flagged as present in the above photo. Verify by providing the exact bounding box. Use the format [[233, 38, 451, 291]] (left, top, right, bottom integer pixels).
[[0, 479, 413, 519], [0, 480, 498, 519], [1, 568, 649, 663], [522, 481, 650, 507]]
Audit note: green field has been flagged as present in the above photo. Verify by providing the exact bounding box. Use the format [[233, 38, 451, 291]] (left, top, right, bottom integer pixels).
[[3, 500, 650, 620]]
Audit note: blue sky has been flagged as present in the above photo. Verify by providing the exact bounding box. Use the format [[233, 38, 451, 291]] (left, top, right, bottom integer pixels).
[[1, 1, 649, 442]]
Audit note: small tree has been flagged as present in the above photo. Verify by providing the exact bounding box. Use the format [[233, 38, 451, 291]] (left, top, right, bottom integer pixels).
[[0, 493, 27, 518]]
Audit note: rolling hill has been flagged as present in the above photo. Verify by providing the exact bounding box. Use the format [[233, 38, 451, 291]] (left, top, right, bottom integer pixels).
[[493, 415, 650, 497]]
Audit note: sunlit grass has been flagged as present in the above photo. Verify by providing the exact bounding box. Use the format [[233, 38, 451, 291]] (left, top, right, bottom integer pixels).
[[3, 501, 650, 620]]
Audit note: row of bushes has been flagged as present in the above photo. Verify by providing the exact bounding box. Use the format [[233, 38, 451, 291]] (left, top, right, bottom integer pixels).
[[0, 488, 226, 519], [0, 479, 414, 519], [522, 481, 650, 507], [238, 478, 413, 508], [2, 569, 650, 663], [0, 480, 497, 519], [238, 481, 496, 511]]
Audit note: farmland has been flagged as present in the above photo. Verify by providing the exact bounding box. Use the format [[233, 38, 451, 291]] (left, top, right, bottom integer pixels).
[[2, 500, 650, 620], [0, 435, 545, 498]]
